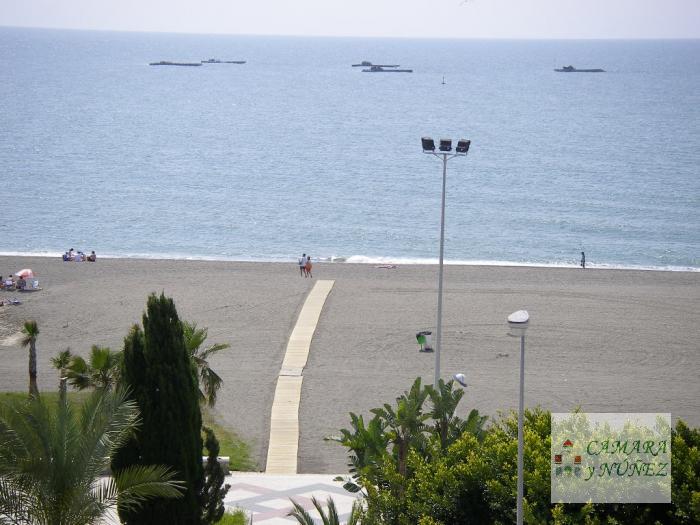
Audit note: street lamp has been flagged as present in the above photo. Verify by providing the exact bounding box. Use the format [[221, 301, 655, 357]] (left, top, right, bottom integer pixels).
[[507, 309, 529, 525], [453, 373, 467, 388], [422, 137, 471, 387]]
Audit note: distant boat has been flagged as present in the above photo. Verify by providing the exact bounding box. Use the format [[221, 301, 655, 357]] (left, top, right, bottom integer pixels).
[[555, 65, 605, 73], [149, 61, 202, 67], [442, 75, 446, 85], [201, 58, 247, 64], [352, 61, 400, 68], [362, 65, 413, 73]]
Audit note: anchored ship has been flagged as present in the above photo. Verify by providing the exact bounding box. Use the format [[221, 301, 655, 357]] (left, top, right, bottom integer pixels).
[[352, 61, 400, 67], [362, 65, 413, 73], [555, 65, 605, 73], [149, 61, 202, 67], [201, 58, 247, 64]]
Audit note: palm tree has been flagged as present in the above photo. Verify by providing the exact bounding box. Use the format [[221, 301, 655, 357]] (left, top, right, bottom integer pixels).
[[426, 378, 464, 451], [325, 412, 389, 491], [450, 407, 488, 444], [288, 496, 362, 525], [426, 379, 487, 451], [20, 320, 39, 398], [50, 348, 72, 401], [0, 387, 184, 524], [67, 345, 122, 391], [371, 377, 429, 478], [182, 321, 230, 407]]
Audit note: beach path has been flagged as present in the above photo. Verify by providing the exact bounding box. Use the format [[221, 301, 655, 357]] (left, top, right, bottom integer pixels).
[[266, 280, 334, 474]]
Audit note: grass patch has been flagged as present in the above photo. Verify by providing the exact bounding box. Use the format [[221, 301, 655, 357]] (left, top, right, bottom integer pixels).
[[202, 408, 256, 471], [0, 391, 90, 407]]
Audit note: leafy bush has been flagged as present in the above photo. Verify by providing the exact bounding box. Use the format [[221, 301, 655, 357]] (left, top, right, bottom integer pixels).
[[331, 378, 700, 524]]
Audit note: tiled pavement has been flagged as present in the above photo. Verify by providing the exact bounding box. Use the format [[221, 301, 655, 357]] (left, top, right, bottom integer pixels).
[[223, 473, 361, 524]]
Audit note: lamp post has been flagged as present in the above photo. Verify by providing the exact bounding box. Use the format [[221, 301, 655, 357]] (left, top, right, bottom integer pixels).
[[507, 310, 530, 525], [421, 137, 471, 387]]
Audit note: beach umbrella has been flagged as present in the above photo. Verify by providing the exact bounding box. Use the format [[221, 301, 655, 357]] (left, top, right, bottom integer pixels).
[[15, 269, 34, 278]]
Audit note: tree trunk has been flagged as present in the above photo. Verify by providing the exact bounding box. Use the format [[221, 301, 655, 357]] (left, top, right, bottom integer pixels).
[[28, 341, 39, 398], [398, 441, 407, 478], [59, 377, 67, 402]]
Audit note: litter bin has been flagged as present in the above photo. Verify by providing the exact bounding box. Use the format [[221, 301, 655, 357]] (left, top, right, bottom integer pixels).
[[416, 331, 433, 352]]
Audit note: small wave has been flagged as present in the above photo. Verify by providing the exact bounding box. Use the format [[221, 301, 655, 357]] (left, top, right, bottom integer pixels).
[[0, 250, 64, 258], [1, 251, 697, 272], [340, 255, 700, 272]]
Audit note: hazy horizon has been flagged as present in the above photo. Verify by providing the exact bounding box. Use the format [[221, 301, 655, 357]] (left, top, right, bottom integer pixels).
[[1, 0, 698, 40], [3, 24, 700, 41]]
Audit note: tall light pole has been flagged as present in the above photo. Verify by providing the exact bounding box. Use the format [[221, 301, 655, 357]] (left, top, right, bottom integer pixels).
[[421, 137, 471, 387], [507, 310, 530, 525]]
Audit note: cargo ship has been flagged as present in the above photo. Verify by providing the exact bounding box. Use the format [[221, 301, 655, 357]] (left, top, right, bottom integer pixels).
[[555, 65, 605, 73], [362, 65, 413, 73], [149, 61, 202, 67]]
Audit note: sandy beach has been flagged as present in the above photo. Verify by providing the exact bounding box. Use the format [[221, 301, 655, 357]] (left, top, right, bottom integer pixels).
[[1, 256, 698, 473]]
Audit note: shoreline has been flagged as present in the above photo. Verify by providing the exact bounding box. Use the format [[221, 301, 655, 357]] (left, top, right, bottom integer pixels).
[[1, 251, 698, 273], [1, 255, 698, 472]]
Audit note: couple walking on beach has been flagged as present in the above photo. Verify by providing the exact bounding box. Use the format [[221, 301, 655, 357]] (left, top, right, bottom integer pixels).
[[298, 253, 313, 278]]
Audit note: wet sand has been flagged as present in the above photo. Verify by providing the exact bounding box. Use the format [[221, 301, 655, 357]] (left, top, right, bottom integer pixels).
[[1, 256, 698, 473]]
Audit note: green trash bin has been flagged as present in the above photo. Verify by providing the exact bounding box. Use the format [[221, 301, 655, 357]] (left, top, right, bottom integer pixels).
[[416, 331, 433, 352]]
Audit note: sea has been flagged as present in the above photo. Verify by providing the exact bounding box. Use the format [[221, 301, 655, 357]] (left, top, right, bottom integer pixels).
[[1, 27, 698, 270]]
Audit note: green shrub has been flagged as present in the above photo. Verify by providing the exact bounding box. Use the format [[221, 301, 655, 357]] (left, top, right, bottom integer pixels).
[[332, 378, 700, 524], [214, 509, 249, 525]]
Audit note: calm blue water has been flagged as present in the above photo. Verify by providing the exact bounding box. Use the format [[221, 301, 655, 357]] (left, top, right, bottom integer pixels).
[[1, 28, 698, 270]]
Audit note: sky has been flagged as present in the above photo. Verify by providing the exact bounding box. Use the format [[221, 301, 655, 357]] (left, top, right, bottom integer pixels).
[[1, 0, 699, 39]]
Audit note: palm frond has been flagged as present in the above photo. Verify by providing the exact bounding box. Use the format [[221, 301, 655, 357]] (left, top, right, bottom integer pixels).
[[50, 349, 72, 371], [346, 498, 363, 525], [198, 342, 231, 360], [108, 464, 184, 513], [0, 477, 34, 524], [324, 496, 339, 525], [20, 321, 39, 347], [287, 497, 316, 524]]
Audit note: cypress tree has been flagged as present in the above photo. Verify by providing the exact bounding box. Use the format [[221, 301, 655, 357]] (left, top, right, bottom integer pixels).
[[115, 293, 204, 524], [201, 426, 230, 524]]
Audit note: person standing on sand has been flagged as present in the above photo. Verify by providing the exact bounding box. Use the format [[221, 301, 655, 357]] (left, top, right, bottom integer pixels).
[[299, 253, 306, 277], [581, 251, 586, 269], [305, 256, 313, 278]]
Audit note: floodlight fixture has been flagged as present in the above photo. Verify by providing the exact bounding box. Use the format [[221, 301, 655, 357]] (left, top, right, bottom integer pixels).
[[453, 373, 467, 388], [456, 139, 471, 154], [439, 139, 452, 152]]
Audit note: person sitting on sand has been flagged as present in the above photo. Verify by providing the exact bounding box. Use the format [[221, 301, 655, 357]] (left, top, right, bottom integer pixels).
[[305, 256, 313, 278], [87, 250, 96, 262], [17, 276, 26, 290], [68, 248, 75, 260]]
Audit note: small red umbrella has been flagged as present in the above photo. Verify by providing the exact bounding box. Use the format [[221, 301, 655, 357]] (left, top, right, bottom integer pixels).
[[15, 269, 34, 279]]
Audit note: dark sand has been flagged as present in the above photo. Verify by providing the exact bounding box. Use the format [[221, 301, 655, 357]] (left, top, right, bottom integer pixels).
[[1, 256, 698, 473]]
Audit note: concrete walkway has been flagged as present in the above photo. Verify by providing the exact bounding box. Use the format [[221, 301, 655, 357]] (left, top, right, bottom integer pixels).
[[266, 280, 334, 474], [224, 473, 360, 524]]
